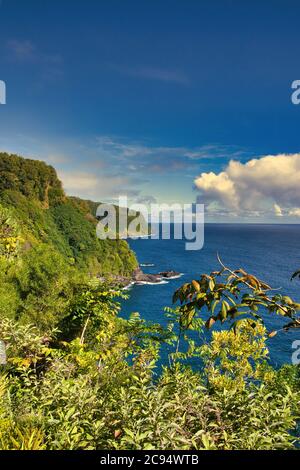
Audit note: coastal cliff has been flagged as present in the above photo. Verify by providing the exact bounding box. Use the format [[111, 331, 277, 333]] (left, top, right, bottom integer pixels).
[[0, 152, 139, 278]]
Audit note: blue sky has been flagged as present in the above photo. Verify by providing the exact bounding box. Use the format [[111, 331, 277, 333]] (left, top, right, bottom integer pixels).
[[1, 0, 300, 221]]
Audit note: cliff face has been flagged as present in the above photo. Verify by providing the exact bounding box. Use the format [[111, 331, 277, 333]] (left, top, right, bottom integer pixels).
[[0, 152, 138, 277]]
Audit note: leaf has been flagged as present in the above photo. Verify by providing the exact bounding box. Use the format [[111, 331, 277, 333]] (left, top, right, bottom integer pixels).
[[268, 330, 278, 338], [192, 280, 200, 292], [205, 317, 216, 329], [211, 300, 220, 314], [245, 275, 259, 289], [219, 301, 229, 322], [123, 428, 135, 439], [114, 429, 122, 439], [282, 296, 291, 304]]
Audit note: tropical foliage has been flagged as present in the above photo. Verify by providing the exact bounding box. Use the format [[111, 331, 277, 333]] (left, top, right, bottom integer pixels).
[[0, 153, 139, 330], [0, 294, 299, 450], [172, 254, 300, 340], [0, 153, 299, 450]]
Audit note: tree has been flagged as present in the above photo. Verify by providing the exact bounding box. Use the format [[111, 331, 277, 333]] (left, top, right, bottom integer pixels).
[[172, 254, 300, 349]]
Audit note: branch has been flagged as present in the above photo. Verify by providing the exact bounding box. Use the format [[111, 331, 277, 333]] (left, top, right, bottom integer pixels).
[[216, 253, 288, 316]]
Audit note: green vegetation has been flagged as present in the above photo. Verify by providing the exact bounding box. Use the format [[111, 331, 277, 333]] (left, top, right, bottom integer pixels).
[[0, 153, 64, 206], [0, 280, 299, 450], [0, 152, 299, 450], [0, 152, 138, 329]]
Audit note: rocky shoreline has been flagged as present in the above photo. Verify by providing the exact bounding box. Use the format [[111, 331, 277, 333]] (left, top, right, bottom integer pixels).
[[99, 266, 181, 288], [132, 267, 181, 285]]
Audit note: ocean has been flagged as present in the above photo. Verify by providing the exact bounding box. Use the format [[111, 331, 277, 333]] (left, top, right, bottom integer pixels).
[[121, 224, 300, 369]]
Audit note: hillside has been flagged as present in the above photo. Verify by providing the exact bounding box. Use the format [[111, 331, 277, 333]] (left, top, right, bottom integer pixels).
[[0, 152, 138, 328], [0, 152, 138, 273]]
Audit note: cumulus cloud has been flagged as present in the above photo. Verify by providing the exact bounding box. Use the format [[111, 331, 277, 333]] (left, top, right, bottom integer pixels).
[[194, 153, 300, 217], [288, 208, 300, 217]]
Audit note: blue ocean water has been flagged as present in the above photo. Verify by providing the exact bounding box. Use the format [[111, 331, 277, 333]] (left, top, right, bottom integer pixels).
[[121, 224, 300, 369]]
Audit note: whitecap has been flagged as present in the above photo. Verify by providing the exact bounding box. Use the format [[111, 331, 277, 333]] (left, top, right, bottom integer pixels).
[[135, 280, 169, 285], [160, 273, 185, 280], [122, 282, 136, 290]]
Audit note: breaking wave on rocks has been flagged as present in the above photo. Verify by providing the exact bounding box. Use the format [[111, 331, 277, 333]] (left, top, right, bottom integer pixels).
[[160, 273, 184, 280], [135, 279, 169, 286]]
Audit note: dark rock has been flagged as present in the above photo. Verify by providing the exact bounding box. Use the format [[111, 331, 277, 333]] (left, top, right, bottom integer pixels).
[[132, 267, 162, 283], [159, 271, 180, 278], [98, 268, 181, 288]]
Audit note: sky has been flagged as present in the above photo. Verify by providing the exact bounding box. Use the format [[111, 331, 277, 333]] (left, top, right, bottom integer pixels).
[[1, 0, 300, 222]]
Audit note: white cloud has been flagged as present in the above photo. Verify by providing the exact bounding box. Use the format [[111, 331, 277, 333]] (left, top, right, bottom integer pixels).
[[274, 203, 283, 217], [58, 170, 137, 200], [288, 208, 300, 217], [195, 153, 300, 217], [59, 171, 99, 192]]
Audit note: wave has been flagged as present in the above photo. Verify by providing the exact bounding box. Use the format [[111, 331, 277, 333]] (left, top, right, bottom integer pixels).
[[122, 273, 184, 290], [122, 282, 136, 291], [135, 280, 169, 286], [140, 263, 155, 267], [127, 232, 157, 239], [160, 273, 185, 280]]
